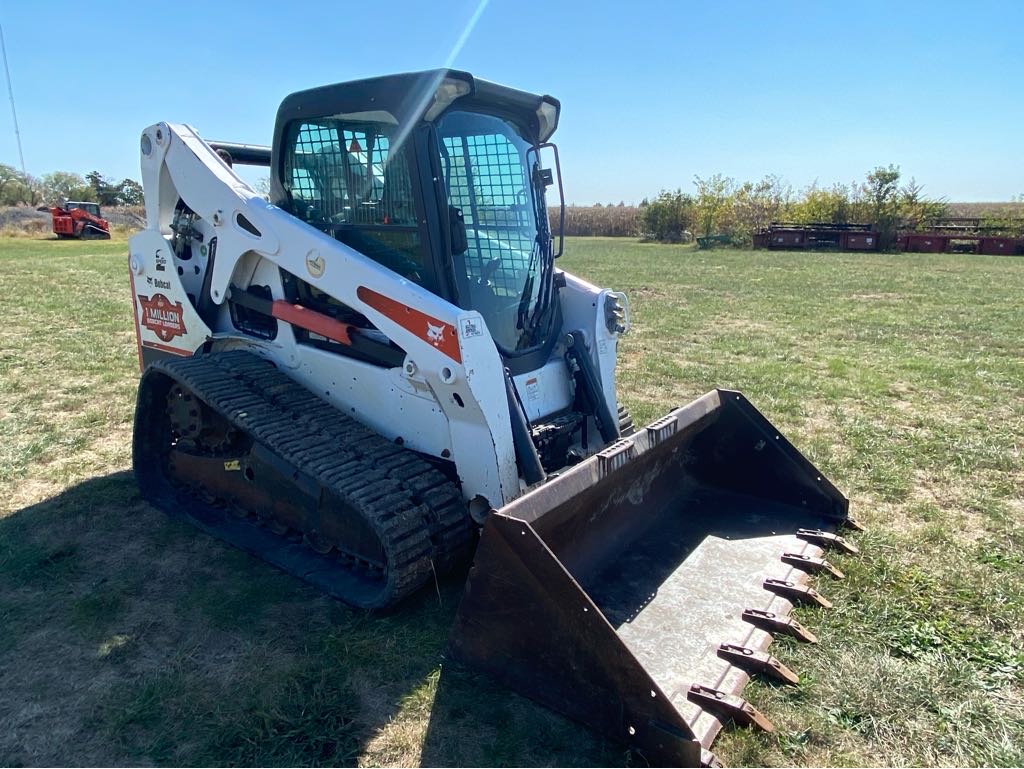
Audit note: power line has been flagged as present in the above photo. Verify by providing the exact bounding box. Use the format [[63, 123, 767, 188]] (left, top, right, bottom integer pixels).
[[0, 22, 26, 176]]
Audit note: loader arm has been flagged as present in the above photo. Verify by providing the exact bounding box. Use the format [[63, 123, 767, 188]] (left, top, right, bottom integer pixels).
[[131, 121, 521, 508]]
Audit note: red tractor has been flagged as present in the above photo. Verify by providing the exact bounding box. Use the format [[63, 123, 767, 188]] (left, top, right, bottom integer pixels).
[[48, 201, 110, 239]]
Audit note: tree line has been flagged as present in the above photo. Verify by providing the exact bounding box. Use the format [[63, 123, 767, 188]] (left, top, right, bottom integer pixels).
[[0, 163, 143, 207], [639, 165, 951, 248]]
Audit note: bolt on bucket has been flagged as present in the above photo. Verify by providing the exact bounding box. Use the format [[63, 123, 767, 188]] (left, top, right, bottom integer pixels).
[[448, 389, 856, 766]]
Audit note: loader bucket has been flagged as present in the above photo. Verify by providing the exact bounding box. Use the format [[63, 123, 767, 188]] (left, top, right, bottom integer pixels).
[[449, 389, 855, 766]]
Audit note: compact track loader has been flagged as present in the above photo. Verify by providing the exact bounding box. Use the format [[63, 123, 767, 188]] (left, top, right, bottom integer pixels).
[[129, 70, 860, 765], [49, 201, 111, 239]]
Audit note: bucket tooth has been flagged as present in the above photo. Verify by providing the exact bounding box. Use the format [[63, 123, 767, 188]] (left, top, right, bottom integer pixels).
[[701, 748, 724, 768], [840, 516, 866, 532], [717, 643, 799, 685], [763, 578, 833, 608], [687, 684, 774, 732], [797, 527, 860, 555], [782, 551, 845, 579], [742, 608, 818, 643]]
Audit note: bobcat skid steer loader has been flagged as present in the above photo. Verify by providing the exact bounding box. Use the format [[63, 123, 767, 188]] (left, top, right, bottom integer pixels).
[[49, 201, 111, 239], [128, 69, 860, 766]]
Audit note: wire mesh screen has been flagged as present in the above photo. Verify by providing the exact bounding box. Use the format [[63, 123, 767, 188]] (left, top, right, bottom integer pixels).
[[283, 119, 428, 285], [286, 121, 416, 227], [442, 133, 536, 299]]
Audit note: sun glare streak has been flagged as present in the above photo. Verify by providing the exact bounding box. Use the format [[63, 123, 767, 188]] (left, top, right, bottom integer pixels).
[[389, 0, 491, 155], [444, 0, 491, 68]]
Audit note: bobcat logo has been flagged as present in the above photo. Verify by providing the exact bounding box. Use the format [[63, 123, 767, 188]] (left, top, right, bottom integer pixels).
[[426, 322, 445, 346], [305, 252, 325, 278]]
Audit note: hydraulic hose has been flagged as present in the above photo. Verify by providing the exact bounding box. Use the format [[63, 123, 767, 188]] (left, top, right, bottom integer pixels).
[[504, 369, 545, 485], [566, 330, 619, 445]]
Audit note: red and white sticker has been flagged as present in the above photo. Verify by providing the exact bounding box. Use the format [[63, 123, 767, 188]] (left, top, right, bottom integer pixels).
[[356, 285, 462, 363], [138, 293, 187, 342], [525, 376, 540, 402]]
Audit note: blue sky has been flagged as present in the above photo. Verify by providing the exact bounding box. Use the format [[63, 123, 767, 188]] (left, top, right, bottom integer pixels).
[[1, 0, 1020, 203]]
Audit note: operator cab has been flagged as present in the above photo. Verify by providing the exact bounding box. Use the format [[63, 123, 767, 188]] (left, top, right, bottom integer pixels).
[[65, 201, 102, 218], [271, 70, 564, 367]]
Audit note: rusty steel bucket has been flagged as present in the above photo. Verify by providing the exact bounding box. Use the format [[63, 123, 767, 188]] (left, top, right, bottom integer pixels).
[[448, 389, 857, 766]]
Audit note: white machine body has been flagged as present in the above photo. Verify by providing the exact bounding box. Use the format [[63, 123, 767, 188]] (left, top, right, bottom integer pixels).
[[129, 122, 628, 510]]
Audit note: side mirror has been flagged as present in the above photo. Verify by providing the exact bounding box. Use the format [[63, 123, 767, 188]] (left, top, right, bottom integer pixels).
[[449, 206, 468, 255], [538, 143, 564, 258]]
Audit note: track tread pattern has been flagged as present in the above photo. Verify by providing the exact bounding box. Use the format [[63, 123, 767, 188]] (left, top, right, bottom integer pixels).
[[617, 403, 635, 437], [137, 350, 473, 608]]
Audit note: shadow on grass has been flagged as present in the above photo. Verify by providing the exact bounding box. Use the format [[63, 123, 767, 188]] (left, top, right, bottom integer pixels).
[[0, 472, 620, 767], [419, 664, 627, 768]]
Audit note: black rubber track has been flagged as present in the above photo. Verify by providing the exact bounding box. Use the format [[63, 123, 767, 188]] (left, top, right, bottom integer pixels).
[[133, 350, 473, 609], [617, 403, 635, 437]]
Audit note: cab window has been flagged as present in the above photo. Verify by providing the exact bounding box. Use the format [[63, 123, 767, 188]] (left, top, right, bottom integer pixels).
[[282, 119, 429, 287]]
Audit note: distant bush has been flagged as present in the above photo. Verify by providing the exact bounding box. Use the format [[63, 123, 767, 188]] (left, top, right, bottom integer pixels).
[[637, 190, 695, 242], [0, 163, 40, 206], [729, 175, 792, 247], [0, 163, 146, 209], [86, 171, 144, 206], [40, 171, 96, 205], [977, 210, 1024, 236], [637, 165, 952, 247]]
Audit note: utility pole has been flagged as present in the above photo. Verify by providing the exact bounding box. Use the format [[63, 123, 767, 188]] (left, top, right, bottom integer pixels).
[[0, 22, 26, 176]]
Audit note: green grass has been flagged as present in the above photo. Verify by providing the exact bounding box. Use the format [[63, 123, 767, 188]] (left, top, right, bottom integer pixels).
[[1, 235, 1022, 766]]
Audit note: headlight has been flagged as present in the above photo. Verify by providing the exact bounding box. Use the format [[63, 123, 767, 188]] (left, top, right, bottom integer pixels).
[[604, 291, 631, 335]]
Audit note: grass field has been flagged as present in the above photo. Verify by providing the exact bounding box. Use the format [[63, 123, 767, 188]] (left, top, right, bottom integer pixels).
[[1, 235, 1022, 766]]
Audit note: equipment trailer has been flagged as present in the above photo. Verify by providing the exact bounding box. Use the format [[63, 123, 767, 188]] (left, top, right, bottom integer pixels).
[[128, 69, 860, 765]]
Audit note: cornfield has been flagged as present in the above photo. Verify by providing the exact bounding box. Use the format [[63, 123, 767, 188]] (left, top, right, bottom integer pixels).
[[549, 206, 639, 237]]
